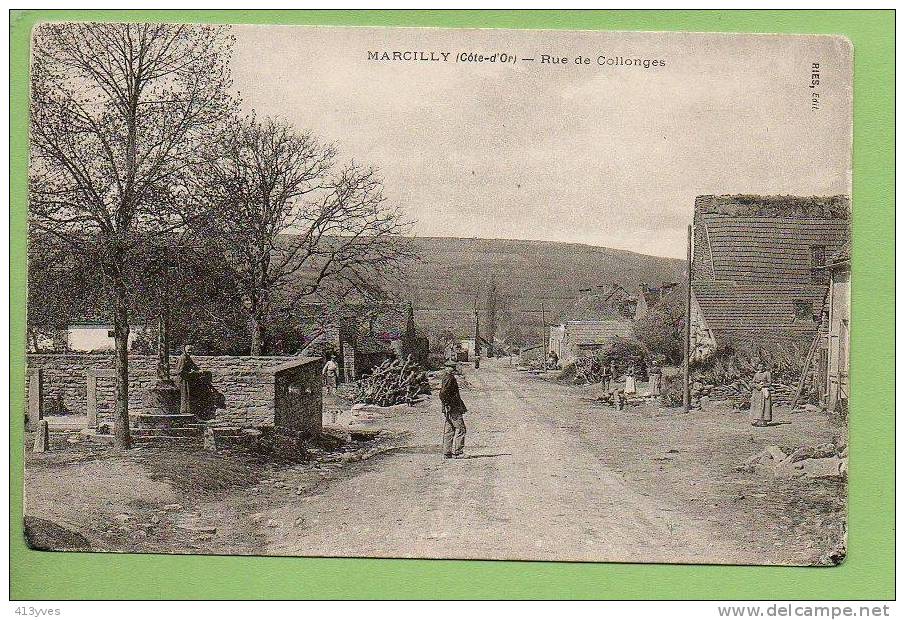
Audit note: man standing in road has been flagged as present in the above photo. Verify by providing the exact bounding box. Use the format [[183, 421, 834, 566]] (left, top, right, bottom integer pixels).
[[440, 361, 468, 459]]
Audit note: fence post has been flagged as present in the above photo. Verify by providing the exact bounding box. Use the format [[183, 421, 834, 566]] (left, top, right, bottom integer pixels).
[[27, 368, 43, 430]]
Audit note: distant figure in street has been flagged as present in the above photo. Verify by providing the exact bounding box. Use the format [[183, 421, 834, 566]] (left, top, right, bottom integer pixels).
[[322, 355, 339, 395], [749, 362, 773, 427], [439, 361, 467, 459], [624, 365, 637, 395], [646, 360, 662, 397], [444, 341, 458, 366], [547, 350, 559, 370], [174, 344, 199, 416], [599, 361, 611, 393]]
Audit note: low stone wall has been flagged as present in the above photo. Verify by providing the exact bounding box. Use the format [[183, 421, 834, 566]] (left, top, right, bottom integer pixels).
[[273, 358, 323, 436], [25, 353, 322, 429]]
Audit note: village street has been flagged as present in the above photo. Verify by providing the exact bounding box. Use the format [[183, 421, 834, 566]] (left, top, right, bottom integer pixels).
[[259, 358, 840, 565]]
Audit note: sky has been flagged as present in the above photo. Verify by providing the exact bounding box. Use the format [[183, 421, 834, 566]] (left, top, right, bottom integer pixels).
[[231, 26, 852, 259]]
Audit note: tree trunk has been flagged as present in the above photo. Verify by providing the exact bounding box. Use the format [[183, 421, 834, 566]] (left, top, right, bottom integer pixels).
[[250, 315, 266, 356], [113, 280, 132, 450]]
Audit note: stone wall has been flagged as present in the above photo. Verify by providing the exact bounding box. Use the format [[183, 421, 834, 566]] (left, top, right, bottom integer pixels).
[[273, 358, 323, 436], [25, 354, 320, 429]]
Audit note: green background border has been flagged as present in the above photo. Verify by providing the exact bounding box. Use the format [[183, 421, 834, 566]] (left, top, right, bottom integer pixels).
[[9, 9, 894, 600]]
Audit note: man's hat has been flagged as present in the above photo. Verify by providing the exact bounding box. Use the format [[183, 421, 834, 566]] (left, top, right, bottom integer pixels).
[[444, 361, 456, 368]]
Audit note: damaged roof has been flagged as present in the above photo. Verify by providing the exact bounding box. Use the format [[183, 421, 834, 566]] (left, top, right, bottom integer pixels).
[[564, 320, 634, 345], [692, 194, 850, 345]]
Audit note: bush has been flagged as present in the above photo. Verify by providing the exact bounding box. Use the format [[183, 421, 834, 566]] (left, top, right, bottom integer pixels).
[[660, 374, 684, 408], [598, 337, 648, 380], [633, 287, 684, 365], [555, 362, 577, 382]]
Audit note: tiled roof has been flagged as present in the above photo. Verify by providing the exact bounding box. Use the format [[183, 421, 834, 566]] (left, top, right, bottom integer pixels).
[[564, 320, 633, 345], [700, 214, 849, 285], [693, 281, 826, 335]]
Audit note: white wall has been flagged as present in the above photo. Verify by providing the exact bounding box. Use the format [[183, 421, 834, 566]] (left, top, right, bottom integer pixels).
[[67, 325, 145, 352]]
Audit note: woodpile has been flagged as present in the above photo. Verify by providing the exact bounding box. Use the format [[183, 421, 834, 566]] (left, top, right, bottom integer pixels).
[[708, 379, 799, 408], [573, 357, 604, 384], [347, 356, 430, 407]]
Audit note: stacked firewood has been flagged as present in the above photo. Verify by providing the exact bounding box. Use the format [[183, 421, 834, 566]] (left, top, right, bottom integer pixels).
[[349, 356, 430, 407], [709, 379, 798, 408], [573, 357, 604, 384]]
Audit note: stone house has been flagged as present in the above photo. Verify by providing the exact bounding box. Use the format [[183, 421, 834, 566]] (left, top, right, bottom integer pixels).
[[689, 194, 850, 359], [549, 285, 636, 364]]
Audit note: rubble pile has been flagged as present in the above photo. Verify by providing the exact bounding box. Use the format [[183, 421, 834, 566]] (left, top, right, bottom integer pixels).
[[348, 356, 430, 407], [739, 441, 848, 480]]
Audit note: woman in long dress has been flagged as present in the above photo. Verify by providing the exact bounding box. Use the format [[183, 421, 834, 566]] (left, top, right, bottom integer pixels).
[[624, 365, 637, 395], [749, 363, 773, 427], [646, 361, 662, 397]]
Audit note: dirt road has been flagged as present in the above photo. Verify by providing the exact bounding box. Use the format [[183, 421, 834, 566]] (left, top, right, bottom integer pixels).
[[265, 358, 756, 564]]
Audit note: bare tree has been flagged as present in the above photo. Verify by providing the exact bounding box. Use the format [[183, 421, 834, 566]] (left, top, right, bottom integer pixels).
[[197, 116, 415, 355], [29, 23, 235, 448]]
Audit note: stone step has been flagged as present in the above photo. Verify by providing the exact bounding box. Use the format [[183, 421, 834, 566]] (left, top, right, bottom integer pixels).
[[44, 416, 88, 431], [131, 426, 204, 438], [133, 435, 203, 445], [78, 428, 204, 445], [129, 411, 199, 430], [79, 429, 114, 444]]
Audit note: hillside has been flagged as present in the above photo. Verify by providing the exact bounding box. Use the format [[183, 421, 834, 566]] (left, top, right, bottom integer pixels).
[[399, 237, 685, 344]]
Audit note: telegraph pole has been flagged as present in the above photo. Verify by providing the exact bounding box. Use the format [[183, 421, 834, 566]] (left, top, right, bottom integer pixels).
[[683, 224, 693, 413], [540, 301, 547, 373]]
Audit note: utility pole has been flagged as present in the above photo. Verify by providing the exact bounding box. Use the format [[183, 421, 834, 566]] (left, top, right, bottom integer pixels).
[[540, 301, 547, 373], [683, 224, 693, 413]]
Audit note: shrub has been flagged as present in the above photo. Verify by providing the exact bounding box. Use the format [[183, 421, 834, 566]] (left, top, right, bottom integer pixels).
[[598, 337, 648, 380], [660, 374, 684, 408]]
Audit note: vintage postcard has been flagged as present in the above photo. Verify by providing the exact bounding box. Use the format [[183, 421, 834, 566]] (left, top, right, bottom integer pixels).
[[24, 24, 851, 566]]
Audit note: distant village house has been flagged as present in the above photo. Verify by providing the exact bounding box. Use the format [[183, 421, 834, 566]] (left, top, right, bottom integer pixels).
[[549, 284, 636, 365]]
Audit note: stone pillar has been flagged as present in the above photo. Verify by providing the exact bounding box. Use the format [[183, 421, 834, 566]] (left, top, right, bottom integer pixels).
[[343, 342, 356, 383], [27, 368, 43, 431], [86, 369, 114, 429], [33, 420, 49, 452], [86, 373, 98, 429]]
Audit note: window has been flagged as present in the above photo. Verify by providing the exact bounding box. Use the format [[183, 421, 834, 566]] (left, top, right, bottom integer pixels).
[[794, 300, 813, 321], [810, 245, 827, 283]]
